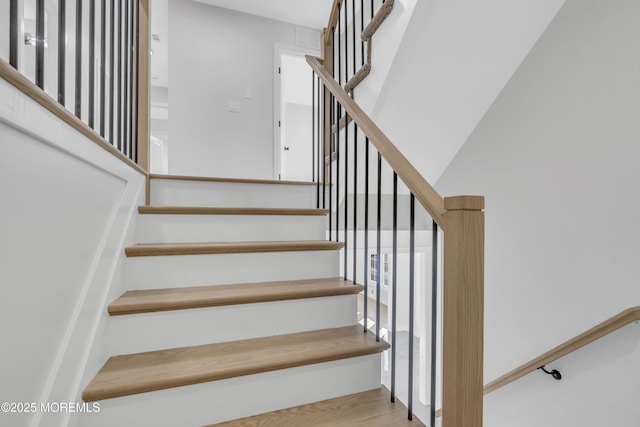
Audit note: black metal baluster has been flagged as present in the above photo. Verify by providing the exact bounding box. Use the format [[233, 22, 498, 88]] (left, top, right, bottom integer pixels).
[[430, 220, 439, 427], [328, 30, 335, 240], [391, 172, 398, 402], [352, 0, 356, 79], [363, 137, 369, 332], [35, 0, 45, 89], [336, 6, 341, 245], [109, 0, 115, 142], [344, 0, 349, 85], [89, 0, 96, 128], [313, 72, 316, 183], [133, 0, 139, 161], [117, 0, 122, 151], [336, 103, 341, 244], [75, 0, 82, 118], [312, 71, 317, 201], [100, 0, 106, 136], [360, 0, 365, 67], [371, 0, 374, 19], [408, 193, 415, 420], [317, 76, 321, 204], [352, 123, 358, 285], [58, 0, 66, 104], [328, 93, 334, 241], [123, 0, 130, 157], [128, 0, 135, 158], [322, 83, 327, 210], [375, 152, 382, 341], [342, 1, 349, 279], [9, 0, 18, 68], [344, 111, 349, 279]]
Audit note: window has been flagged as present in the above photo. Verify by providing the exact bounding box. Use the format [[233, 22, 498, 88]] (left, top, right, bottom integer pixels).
[[369, 253, 391, 287]]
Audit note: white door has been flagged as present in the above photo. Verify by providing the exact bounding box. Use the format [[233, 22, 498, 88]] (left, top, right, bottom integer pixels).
[[277, 52, 315, 182]]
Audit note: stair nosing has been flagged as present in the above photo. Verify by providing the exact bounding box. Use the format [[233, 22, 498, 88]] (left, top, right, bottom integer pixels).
[[149, 173, 316, 186], [125, 240, 344, 257], [82, 326, 389, 402], [109, 278, 363, 316], [137, 206, 329, 216]]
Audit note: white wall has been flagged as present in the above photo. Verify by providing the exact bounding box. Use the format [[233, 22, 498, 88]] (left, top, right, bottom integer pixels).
[[435, 0, 640, 423], [350, 0, 417, 113], [168, 0, 300, 179], [370, 0, 566, 184], [0, 1, 8, 61], [0, 77, 144, 427]]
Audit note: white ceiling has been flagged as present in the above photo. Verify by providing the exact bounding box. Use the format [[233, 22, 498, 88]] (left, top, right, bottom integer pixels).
[[192, 0, 333, 30]]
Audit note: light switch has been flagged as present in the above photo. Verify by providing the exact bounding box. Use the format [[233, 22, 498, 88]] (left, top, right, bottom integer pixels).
[[229, 101, 240, 113]]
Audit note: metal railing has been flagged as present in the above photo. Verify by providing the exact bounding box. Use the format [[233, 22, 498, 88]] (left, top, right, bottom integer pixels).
[[311, 1, 485, 425], [5, 0, 142, 163]]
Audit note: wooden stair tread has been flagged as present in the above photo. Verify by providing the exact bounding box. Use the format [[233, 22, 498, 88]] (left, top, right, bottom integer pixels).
[[138, 206, 329, 216], [109, 278, 363, 315], [125, 240, 344, 257], [207, 386, 424, 427], [150, 173, 316, 186], [82, 326, 389, 402]]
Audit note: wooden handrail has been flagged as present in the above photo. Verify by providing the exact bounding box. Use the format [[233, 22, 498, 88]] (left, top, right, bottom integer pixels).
[[484, 305, 640, 394], [306, 55, 447, 229], [0, 58, 146, 176], [324, 0, 343, 43], [435, 305, 640, 418]]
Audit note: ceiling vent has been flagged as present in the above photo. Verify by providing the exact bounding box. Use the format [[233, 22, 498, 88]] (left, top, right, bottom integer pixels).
[[295, 27, 321, 51]]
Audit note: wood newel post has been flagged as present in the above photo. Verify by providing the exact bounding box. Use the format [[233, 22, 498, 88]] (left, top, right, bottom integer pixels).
[[442, 195, 485, 427], [137, 0, 151, 172]]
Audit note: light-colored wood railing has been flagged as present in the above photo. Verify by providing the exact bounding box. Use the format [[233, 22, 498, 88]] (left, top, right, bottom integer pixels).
[[308, 52, 485, 427], [0, 0, 151, 178], [434, 305, 640, 418], [485, 306, 640, 394], [137, 0, 151, 173], [0, 58, 146, 176], [324, 0, 344, 43], [307, 55, 446, 228]]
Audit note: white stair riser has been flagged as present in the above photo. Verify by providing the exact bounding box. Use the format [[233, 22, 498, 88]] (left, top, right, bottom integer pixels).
[[108, 295, 357, 355], [124, 250, 341, 289], [151, 180, 318, 208], [71, 355, 382, 427], [136, 214, 326, 243]]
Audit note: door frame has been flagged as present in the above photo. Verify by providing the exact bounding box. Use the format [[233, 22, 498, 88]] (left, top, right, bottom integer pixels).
[[272, 43, 320, 180]]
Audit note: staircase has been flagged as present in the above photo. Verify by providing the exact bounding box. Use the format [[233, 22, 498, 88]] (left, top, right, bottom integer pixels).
[[79, 175, 397, 426]]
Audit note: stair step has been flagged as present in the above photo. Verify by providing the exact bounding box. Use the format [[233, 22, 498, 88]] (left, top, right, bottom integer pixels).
[[149, 175, 318, 208], [109, 278, 362, 315], [149, 173, 316, 186], [82, 325, 389, 402], [125, 240, 344, 257], [138, 206, 328, 216], [208, 386, 424, 427], [135, 206, 327, 243]]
